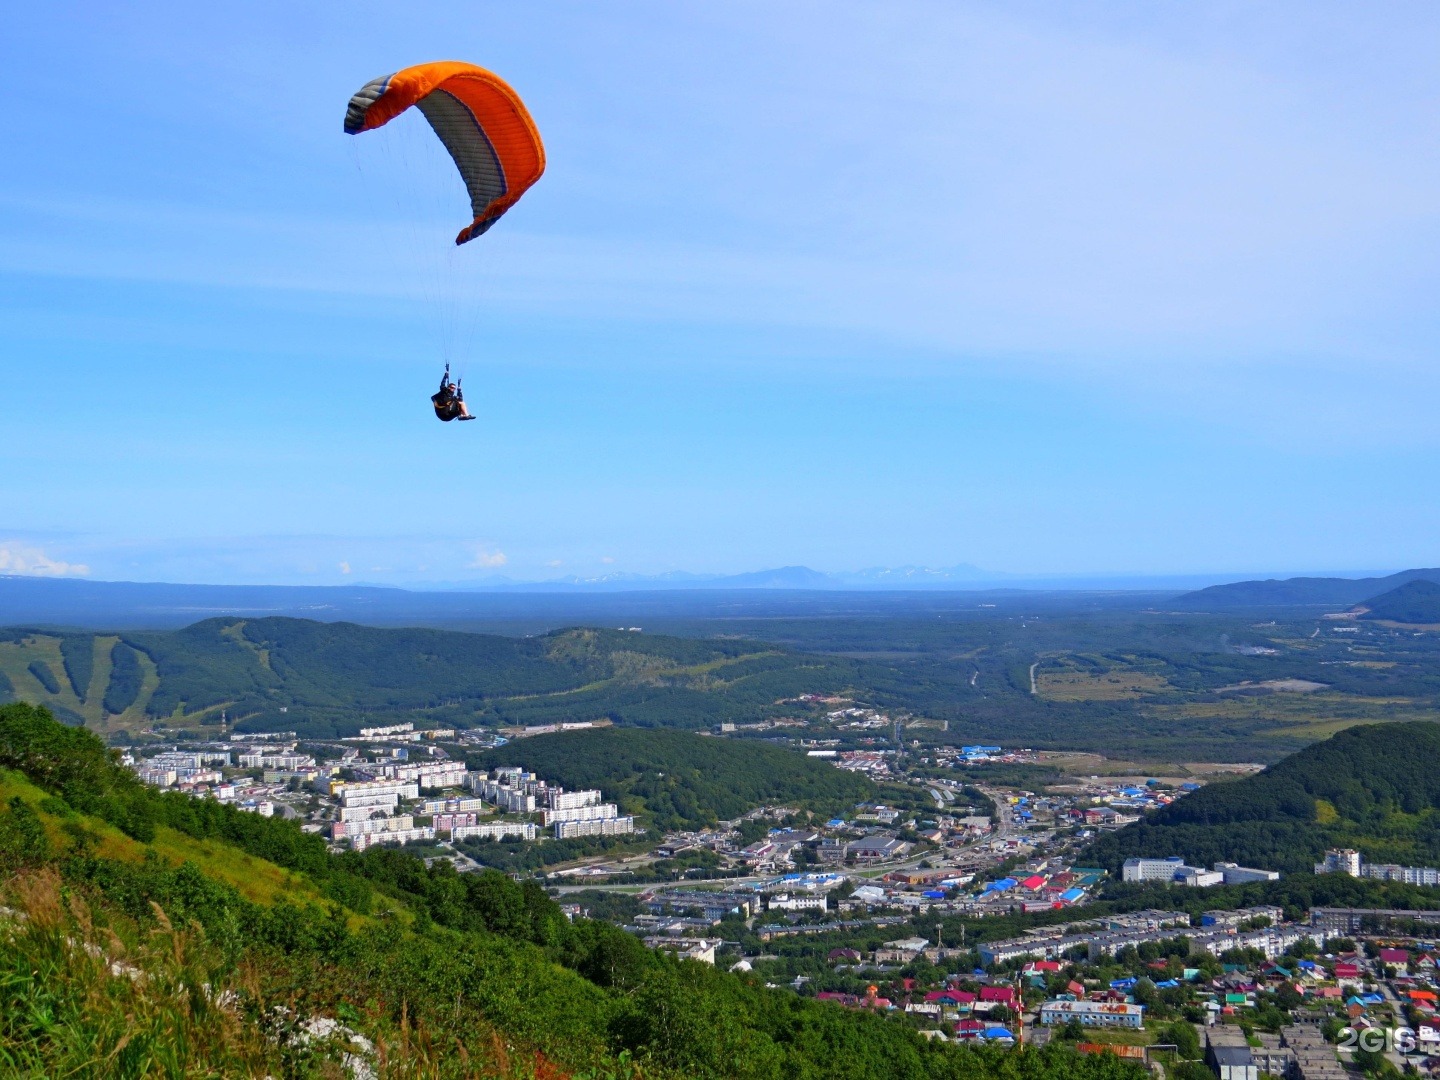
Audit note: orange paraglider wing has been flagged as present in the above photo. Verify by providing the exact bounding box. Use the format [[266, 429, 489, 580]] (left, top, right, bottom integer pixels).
[[345, 61, 545, 244]]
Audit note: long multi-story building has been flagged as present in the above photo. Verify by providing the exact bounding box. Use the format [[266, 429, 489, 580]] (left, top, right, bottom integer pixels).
[[1314, 848, 1439, 885], [542, 803, 620, 826], [331, 815, 415, 839], [358, 722, 414, 739], [554, 816, 635, 839], [239, 752, 315, 770], [433, 812, 479, 835], [452, 821, 538, 842], [420, 797, 490, 815], [358, 761, 467, 790], [1213, 862, 1281, 884], [1309, 907, 1440, 934], [337, 780, 419, 805], [339, 797, 399, 820], [1361, 863, 1440, 886], [1039, 1001, 1144, 1029], [350, 826, 434, 851], [546, 789, 602, 811]]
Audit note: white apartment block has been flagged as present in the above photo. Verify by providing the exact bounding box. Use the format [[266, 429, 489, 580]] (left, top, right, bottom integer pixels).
[[331, 815, 416, 839], [767, 894, 827, 912], [452, 821, 539, 842], [547, 789, 603, 810], [339, 780, 419, 806], [1363, 863, 1440, 886], [1039, 1001, 1144, 1029], [542, 803, 620, 826], [420, 797, 490, 815], [239, 753, 315, 770], [1315, 848, 1362, 876], [1122, 857, 1191, 883], [554, 816, 635, 839], [360, 762, 467, 789], [350, 827, 434, 851], [358, 722, 414, 738], [339, 799, 398, 821]]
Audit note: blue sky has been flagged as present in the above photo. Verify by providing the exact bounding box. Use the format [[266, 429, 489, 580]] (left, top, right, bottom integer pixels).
[[3, 2, 1439, 585]]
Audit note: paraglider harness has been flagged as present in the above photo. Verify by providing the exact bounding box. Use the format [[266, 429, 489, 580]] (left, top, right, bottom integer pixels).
[[432, 364, 467, 422]]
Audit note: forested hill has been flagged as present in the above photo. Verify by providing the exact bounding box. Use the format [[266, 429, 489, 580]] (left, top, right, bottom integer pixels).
[[1087, 721, 1440, 874], [476, 728, 875, 830], [1361, 578, 1440, 624], [1170, 567, 1440, 610], [0, 617, 868, 738]]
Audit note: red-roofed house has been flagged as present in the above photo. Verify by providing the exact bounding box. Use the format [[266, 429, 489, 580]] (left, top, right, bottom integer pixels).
[[1067, 981, 1085, 997], [980, 986, 1016, 1003], [1334, 963, 1362, 980], [1020, 875, 1047, 890], [1380, 949, 1410, 966]]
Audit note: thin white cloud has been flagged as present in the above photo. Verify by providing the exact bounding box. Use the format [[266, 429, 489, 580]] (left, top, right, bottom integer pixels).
[[338, 561, 352, 575], [0, 543, 90, 577], [468, 549, 508, 569]]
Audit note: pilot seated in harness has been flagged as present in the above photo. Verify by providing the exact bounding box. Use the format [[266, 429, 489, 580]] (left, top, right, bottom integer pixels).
[[431, 364, 476, 422]]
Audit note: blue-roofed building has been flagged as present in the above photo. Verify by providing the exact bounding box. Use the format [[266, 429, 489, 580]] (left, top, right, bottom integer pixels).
[[1059, 887, 1084, 903]]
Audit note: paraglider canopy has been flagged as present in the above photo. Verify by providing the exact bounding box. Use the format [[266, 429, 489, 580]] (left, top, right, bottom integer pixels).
[[345, 61, 545, 245]]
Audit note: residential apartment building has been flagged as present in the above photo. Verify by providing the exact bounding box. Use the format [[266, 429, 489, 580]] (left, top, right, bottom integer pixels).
[[542, 803, 621, 826], [554, 816, 635, 839], [451, 821, 538, 842], [1038, 1001, 1144, 1029]]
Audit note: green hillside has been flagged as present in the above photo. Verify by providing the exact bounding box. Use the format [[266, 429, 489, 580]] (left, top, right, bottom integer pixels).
[[1361, 578, 1440, 624], [1087, 721, 1440, 875], [0, 702, 1139, 1080], [0, 618, 866, 739], [476, 727, 875, 830]]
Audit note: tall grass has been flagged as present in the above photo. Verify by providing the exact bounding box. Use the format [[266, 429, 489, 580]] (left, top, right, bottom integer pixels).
[[0, 870, 610, 1080]]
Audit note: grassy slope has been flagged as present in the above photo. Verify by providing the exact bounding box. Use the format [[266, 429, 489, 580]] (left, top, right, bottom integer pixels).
[[0, 632, 160, 732], [0, 766, 340, 911]]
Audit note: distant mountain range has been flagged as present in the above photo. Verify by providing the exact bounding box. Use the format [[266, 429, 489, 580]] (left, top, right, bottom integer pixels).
[[1171, 567, 1440, 611], [4, 564, 1428, 629]]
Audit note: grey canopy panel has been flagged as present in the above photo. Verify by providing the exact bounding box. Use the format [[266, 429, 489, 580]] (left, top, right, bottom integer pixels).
[[415, 90, 508, 219], [344, 74, 392, 134]]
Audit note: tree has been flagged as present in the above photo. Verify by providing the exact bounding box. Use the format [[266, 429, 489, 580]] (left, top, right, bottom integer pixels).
[[1160, 1020, 1200, 1059], [1132, 978, 1158, 1008]]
